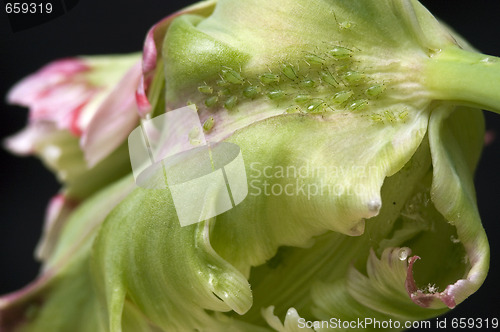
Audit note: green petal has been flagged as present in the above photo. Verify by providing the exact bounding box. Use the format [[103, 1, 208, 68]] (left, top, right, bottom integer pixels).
[[210, 108, 429, 270], [420, 105, 489, 308], [90, 188, 253, 331]]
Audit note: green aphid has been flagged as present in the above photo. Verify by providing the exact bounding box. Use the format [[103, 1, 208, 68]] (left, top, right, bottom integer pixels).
[[286, 105, 301, 114], [344, 71, 365, 83], [281, 63, 298, 80], [320, 70, 338, 86], [299, 80, 316, 89], [243, 85, 261, 98], [332, 90, 354, 104], [294, 94, 312, 104], [186, 101, 198, 111], [398, 110, 409, 121], [306, 101, 329, 114], [205, 96, 218, 107], [224, 96, 238, 110], [304, 53, 325, 66], [328, 46, 352, 59], [216, 79, 230, 87], [365, 84, 386, 97], [221, 68, 244, 84], [267, 89, 285, 100], [339, 21, 354, 30], [218, 88, 231, 96], [260, 73, 280, 84], [349, 99, 369, 111], [198, 85, 213, 95], [203, 117, 215, 132], [370, 113, 384, 123], [188, 126, 200, 139], [384, 110, 396, 123]]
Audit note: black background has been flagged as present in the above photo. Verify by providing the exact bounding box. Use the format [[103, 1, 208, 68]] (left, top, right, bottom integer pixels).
[[0, 0, 499, 328]]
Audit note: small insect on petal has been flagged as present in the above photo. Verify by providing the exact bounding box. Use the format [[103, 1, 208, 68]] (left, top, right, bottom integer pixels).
[[267, 89, 285, 100], [384, 110, 396, 123], [205, 96, 218, 107], [320, 70, 338, 86], [365, 84, 386, 97], [224, 96, 238, 110], [198, 85, 213, 95], [348, 99, 368, 111], [243, 85, 261, 99], [260, 73, 280, 84], [216, 79, 230, 87], [294, 94, 312, 104], [304, 53, 325, 66], [186, 101, 198, 111], [188, 126, 200, 139], [221, 68, 244, 84], [189, 127, 202, 146], [328, 46, 352, 60], [338, 21, 354, 30], [286, 105, 301, 114], [218, 88, 231, 97], [203, 117, 215, 132], [281, 63, 298, 80], [398, 110, 409, 122], [332, 90, 353, 104], [370, 113, 384, 123], [306, 101, 329, 114], [344, 71, 365, 83], [299, 80, 316, 89]]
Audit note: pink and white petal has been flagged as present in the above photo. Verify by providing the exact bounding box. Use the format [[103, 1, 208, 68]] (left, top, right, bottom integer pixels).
[[81, 62, 142, 167], [3, 123, 55, 155], [29, 83, 98, 134], [137, 0, 217, 115], [7, 59, 89, 107]]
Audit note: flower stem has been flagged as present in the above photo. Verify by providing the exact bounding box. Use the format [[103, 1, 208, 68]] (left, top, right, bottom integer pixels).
[[424, 47, 500, 114]]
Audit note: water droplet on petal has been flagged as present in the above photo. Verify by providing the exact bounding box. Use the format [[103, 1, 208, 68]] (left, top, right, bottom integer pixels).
[[398, 247, 411, 261]]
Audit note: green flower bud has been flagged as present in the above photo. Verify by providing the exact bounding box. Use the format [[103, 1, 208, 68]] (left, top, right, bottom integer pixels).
[[2, 1, 499, 331]]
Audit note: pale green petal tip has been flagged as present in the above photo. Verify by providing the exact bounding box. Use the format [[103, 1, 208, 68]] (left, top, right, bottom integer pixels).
[[262, 306, 314, 332]]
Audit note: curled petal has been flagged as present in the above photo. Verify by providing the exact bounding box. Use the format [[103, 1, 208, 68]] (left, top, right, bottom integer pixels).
[[405, 256, 456, 308]]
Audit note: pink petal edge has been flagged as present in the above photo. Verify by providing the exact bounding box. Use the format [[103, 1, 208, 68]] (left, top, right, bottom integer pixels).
[[405, 255, 457, 309], [7, 58, 89, 107], [136, 1, 216, 116]]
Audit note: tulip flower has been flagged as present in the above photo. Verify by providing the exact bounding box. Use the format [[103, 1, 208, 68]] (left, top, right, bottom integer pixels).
[[5, 53, 142, 199], [1, 0, 500, 331]]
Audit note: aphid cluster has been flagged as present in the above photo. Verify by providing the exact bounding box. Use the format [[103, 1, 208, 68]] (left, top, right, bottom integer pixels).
[[194, 41, 392, 122], [369, 109, 409, 125]]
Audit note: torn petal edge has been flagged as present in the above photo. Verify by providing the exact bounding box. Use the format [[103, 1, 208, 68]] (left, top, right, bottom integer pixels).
[[405, 255, 456, 309]]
